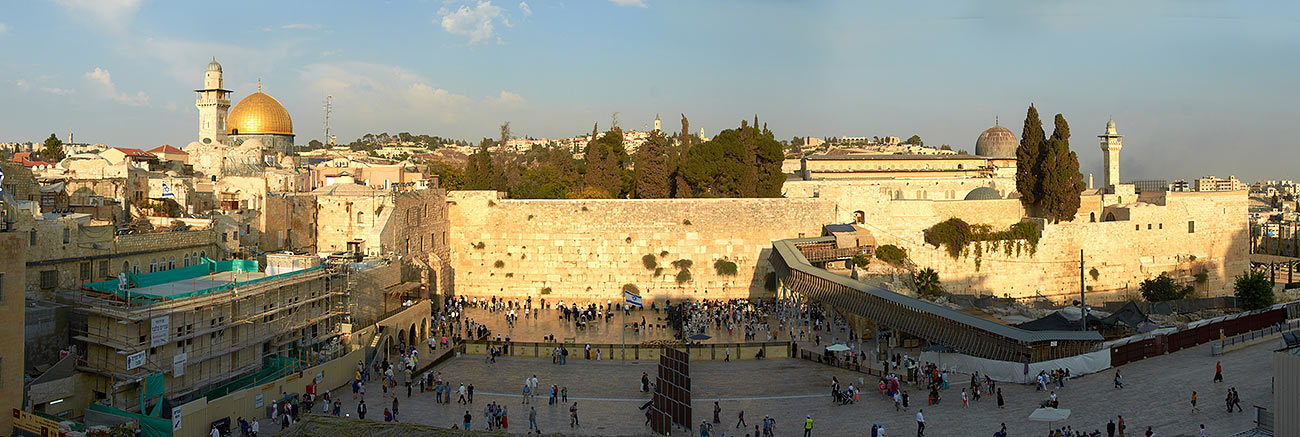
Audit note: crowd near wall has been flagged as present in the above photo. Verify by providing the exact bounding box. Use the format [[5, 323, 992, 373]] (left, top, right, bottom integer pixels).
[[447, 191, 836, 303]]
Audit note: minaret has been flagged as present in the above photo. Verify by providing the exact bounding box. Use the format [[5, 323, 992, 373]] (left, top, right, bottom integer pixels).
[[653, 114, 661, 132], [195, 58, 232, 145], [1099, 118, 1123, 193]]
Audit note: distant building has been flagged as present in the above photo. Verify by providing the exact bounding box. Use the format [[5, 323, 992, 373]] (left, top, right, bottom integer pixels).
[[1193, 175, 1246, 192], [1170, 180, 1191, 192]]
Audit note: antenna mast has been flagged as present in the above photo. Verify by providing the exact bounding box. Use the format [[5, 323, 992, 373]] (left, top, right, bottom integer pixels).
[[323, 95, 333, 146]]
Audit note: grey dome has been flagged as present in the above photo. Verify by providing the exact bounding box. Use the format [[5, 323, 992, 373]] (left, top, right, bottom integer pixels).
[[207, 58, 222, 73], [964, 187, 1002, 200], [975, 125, 1017, 158]]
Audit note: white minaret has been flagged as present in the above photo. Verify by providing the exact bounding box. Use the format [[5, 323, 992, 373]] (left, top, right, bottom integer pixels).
[[195, 58, 231, 145], [1099, 118, 1123, 193], [653, 114, 661, 132]]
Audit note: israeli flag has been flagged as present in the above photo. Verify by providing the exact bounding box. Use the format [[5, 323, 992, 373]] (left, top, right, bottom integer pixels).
[[160, 183, 175, 198], [623, 290, 643, 308]]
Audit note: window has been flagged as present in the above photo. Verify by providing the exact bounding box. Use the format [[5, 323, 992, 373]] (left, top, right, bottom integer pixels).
[[1089, 212, 1096, 222], [80, 262, 92, 281], [1188, 221, 1195, 233], [63, 228, 70, 244], [169, 256, 176, 269], [99, 260, 109, 277], [1159, 223, 1163, 230], [1147, 224, 1152, 230], [221, 232, 227, 242], [1135, 225, 1140, 231], [30, 230, 37, 247], [40, 270, 58, 289], [184, 254, 190, 267], [0, 273, 4, 303]]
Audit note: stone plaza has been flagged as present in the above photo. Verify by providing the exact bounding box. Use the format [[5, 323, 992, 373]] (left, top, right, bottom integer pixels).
[[265, 327, 1278, 436]]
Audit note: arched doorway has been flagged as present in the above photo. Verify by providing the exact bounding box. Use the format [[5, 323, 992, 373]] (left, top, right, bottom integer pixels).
[[408, 323, 417, 347], [420, 319, 428, 341]]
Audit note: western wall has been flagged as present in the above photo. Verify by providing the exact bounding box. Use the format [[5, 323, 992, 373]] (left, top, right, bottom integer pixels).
[[446, 191, 837, 303], [445, 177, 1248, 303]]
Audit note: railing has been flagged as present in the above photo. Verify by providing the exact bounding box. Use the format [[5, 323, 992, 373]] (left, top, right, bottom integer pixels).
[[1222, 319, 1300, 348]]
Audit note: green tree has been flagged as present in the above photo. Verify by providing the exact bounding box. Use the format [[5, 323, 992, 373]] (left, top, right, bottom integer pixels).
[[582, 128, 630, 198], [903, 135, 923, 146], [1139, 272, 1193, 302], [914, 267, 943, 299], [676, 120, 785, 198], [307, 139, 323, 150], [1040, 114, 1085, 222], [633, 130, 672, 198], [464, 141, 496, 190], [40, 133, 66, 162], [426, 160, 465, 190], [1016, 105, 1046, 212], [1234, 270, 1275, 310]]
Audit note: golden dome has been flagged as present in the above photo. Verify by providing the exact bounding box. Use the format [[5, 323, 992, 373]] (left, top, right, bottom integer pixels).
[[227, 92, 293, 136]]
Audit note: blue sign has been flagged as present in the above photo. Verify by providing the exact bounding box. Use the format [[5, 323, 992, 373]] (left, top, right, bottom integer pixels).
[[624, 290, 643, 308]]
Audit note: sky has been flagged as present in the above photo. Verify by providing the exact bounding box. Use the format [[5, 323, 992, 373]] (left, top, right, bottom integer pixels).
[[0, 0, 1298, 182]]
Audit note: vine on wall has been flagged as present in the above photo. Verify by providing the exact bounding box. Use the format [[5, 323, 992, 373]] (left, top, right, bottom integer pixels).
[[923, 218, 1041, 270]]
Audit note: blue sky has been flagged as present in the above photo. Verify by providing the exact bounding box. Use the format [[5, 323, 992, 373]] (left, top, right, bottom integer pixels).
[[1, 0, 1297, 181]]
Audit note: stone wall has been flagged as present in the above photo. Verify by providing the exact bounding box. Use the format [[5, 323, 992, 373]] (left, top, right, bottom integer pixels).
[[447, 191, 836, 303], [0, 231, 26, 435]]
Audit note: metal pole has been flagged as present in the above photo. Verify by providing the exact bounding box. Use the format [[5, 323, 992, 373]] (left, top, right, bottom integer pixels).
[[1080, 249, 1087, 331], [621, 305, 626, 361]]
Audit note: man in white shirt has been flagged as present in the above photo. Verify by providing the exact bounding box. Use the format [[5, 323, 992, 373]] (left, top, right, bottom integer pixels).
[[249, 420, 259, 437], [916, 409, 925, 436]]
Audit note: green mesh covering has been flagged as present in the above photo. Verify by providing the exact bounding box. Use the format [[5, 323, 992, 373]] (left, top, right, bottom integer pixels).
[[84, 259, 320, 303], [202, 355, 302, 401], [88, 403, 172, 437]]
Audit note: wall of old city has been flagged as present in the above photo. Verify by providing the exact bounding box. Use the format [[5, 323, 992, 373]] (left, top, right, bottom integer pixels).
[[0, 231, 27, 435], [783, 177, 1019, 204], [447, 191, 837, 303]]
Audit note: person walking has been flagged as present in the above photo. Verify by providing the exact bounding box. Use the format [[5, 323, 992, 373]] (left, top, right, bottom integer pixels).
[[915, 409, 925, 436], [1115, 370, 1124, 389], [736, 410, 746, 428], [356, 399, 367, 420], [458, 384, 467, 404], [961, 388, 968, 408], [803, 415, 813, 437], [1191, 391, 1199, 414], [713, 401, 721, 424], [996, 388, 1004, 408], [570, 402, 579, 427], [1214, 361, 1223, 383], [529, 407, 537, 430]]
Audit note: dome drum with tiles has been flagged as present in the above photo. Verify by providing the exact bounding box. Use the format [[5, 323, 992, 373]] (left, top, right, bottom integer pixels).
[[226, 89, 295, 154], [975, 125, 1018, 158]]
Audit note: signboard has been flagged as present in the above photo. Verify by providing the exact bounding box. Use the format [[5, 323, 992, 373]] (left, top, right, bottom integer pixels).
[[173, 353, 187, 377], [150, 316, 170, 348], [160, 183, 175, 198], [254, 393, 264, 408], [172, 406, 183, 431], [126, 350, 147, 370], [12, 408, 65, 437], [315, 372, 323, 385], [624, 290, 643, 308]]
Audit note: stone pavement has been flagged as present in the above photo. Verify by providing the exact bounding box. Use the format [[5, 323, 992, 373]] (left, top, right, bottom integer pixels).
[[269, 337, 1278, 436]]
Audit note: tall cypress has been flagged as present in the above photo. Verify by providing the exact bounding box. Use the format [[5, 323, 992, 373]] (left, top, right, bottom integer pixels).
[[634, 130, 672, 198], [1016, 105, 1046, 212], [1041, 114, 1085, 222]]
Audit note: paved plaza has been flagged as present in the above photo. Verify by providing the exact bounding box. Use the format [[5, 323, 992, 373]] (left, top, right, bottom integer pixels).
[[272, 335, 1279, 436]]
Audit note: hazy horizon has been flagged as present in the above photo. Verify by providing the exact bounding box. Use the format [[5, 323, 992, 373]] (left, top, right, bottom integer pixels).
[[1, 0, 1297, 182]]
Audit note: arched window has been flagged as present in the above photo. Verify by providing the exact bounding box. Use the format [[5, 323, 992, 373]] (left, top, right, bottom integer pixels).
[[200, 251, 207, 261], [123, 261, 130, 273], [184, 254, 191, 267], [1090, 212, 1096, 222], [169, 256, 176, 269], [357, 211, 365, 223]]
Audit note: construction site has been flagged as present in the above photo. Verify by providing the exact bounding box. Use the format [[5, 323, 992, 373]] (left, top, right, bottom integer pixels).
[[61, 253, 367, 412]]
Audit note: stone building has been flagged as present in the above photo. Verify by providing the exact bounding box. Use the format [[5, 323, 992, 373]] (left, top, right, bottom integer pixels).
[[0, 229, 27, 435]]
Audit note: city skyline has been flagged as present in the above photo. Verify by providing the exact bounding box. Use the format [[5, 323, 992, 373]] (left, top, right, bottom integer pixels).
[[1, 0, 1298, 181]]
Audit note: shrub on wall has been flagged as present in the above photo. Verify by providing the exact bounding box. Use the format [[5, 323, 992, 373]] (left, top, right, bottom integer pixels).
[[494, 260, 505, 268], [473, 242, 486, 250], [923, 218, 1041, 270], [623, 283, 640, 294], [660, 250, 669, 258], [675, 269, 692, 284], [540, 287, 552, 295], [874, 245, 907, 265], [1089, 267, 1100, 280], [1139, 272, 1193, 302], [671, 259, 693, 270], [642, 254, 658, 270], [713, 259, 738, 276]]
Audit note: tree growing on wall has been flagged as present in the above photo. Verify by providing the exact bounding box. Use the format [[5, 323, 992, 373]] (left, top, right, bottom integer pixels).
[[1139, 272, 1193, 302]]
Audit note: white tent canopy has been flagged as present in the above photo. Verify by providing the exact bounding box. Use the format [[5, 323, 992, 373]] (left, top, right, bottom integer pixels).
[[1028, 407, 1071, 422]]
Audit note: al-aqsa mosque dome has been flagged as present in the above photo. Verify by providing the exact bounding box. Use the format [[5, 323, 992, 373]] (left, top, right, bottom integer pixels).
[[226, 83, 295, 154], [975, 124, 1017, 158]]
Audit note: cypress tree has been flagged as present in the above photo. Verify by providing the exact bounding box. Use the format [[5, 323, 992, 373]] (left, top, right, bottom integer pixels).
[[1016, 105, 1046, 212], [634, 130, 672, 198], [738, 119, 758, 197], [1041, 114, 1085, 222]]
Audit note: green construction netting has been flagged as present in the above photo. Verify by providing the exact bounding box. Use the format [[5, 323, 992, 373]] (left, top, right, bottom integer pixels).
[[88, 403, 171, 437], [84, 258, 319, 302], [202, 355, 302, 401]]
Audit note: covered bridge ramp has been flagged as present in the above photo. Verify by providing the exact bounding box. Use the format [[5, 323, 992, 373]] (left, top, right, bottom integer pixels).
[[771, 239, 1102, 362]]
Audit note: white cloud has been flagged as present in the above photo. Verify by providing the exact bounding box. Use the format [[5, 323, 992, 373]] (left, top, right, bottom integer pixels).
[[299, 61, 528, 137], [281, 23, 322, 30], [438, 1, 504, 44], [55, 0, 143, 34], [0, 22, 8, 36], [609, 0, 647, 8], [84, 67, 149, 106], [41, 87, 76, 96], [519, 1, 532, 16], [14, 79, 29, 90]]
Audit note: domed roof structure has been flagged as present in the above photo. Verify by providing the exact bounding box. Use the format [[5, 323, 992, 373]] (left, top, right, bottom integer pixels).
[[206, 58, 222, 73], [975, 125, 1017, 158], [228, 92, 293, 136], [964, 186, 1003, 201]]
